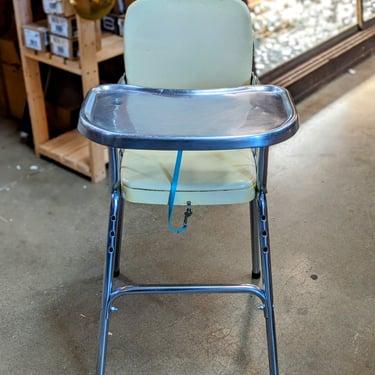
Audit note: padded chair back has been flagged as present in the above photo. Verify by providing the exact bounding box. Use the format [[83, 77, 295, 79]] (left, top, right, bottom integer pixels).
[[124, 0, 253, 89]]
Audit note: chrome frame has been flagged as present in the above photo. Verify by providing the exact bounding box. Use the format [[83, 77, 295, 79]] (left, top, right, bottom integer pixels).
[[77, 83, 299, 375], [96, 145, 279, 375]]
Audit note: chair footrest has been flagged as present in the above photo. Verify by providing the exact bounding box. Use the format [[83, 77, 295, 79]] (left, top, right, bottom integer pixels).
[[109, 283, 266, 305]]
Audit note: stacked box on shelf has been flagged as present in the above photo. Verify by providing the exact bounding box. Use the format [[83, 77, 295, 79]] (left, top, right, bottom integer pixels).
[[22, 19, 50, 52], [117, 16, 125, 37], [101, 13, 124, 36], [101, 0, 126, 37], [43, 0, 79, 60], [102, 0, 138, 37], [44, 67, 83, 137], [48, 14, 77, 39], [42, 0, 75, 17], [43, 2, 80, 133], [48, 14, 79, 60]]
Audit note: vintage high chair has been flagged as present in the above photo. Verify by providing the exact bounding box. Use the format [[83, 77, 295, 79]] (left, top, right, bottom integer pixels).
[[78, 0, 299, 374]]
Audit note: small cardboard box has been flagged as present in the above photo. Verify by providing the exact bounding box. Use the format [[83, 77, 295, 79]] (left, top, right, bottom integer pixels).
[[50, 34, 79, 60], [42, 0, 75, 17], [48, 14, 77, 38], [117, 15, 125, 37], [45, 101, 80, 137], [101, 13, 121, 35], [22, 20, 49, 52], [112, 0, 126, 14], [44, 67, 83, 136]]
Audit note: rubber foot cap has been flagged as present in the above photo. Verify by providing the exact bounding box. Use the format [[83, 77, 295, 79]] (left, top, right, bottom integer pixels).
[[252, 271, 261, 279]]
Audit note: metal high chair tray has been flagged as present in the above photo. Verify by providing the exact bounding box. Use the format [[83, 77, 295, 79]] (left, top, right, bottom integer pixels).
[[78, 84, 298, 150]]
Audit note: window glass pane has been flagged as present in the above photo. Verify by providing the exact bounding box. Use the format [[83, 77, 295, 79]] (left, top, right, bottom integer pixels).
[[250, 0, 357, 75], [364, 0, 375, 21]]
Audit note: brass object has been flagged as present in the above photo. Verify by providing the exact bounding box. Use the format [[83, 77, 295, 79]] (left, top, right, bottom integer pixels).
[[69, 0, 115, 20]]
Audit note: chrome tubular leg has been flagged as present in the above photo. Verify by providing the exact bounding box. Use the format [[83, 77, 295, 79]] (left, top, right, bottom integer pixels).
[[107, 148, 124, 277], [259, 190, 278, 375], [96, 147, 123, 375], [250, 199, 261, 279], [113, 197, 124, 277], [96, 190, 121, 375]]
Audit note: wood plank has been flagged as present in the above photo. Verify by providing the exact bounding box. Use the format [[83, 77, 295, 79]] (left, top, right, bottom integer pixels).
[[50, 135, 87, 159], [63, 143, 91, 177], [39, 129, 80, 151], [77, 17, 107, 182], [23, 48, 81, 75], [13, 1, 49, 153], [39, 130, 92, 177], [39, 130, 86, 159], [96, 34, 124, 62]]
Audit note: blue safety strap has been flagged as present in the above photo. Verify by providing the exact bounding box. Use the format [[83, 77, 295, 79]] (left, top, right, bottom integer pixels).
[[168, 150, 192, 234]]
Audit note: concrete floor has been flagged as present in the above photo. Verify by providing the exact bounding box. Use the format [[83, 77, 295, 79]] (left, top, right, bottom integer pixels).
[[1, 55, 374, 375]]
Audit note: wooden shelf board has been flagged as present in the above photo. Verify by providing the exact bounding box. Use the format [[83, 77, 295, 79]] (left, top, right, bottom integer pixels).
[[23, 47, 82, 75], [39, 130, 109, 178], [39, 129, 91, 177], [22, 34, 123, 74], [96, 33, 124, 62], [64, 146, 91, 176]]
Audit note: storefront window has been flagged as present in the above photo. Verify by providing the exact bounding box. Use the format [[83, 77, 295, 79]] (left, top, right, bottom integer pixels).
[[363, 0, 375, 21], [250, 0, 358, 76]]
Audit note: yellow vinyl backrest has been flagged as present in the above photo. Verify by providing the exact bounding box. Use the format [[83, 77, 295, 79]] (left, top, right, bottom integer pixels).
[[124, 0, 253, 89]]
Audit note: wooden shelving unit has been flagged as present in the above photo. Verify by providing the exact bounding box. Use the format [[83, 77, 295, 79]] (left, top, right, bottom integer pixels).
[[12, 1, 124, 182]]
